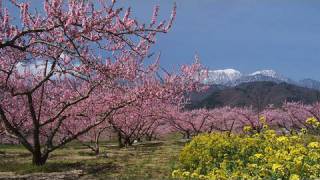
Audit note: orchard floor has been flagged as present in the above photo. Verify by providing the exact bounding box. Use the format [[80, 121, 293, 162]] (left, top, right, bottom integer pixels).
[[0, 136, 185, 180]]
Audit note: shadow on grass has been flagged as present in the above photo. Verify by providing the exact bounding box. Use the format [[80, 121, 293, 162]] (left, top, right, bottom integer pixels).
[[133, 141, 164, 147], [0, 160, 119, 175], [0, 161, 81, 174], [85, 162, 118, 175], [0, 139, 184, 179]]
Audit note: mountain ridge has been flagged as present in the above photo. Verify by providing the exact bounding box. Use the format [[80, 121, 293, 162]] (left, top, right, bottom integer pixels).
[[190, 81, 320, 110], [203, 69, 320, 90]]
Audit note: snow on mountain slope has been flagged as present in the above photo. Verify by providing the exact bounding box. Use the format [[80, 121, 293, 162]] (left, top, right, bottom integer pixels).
[[202, 68, 320, 91], [250, 70, 278, 78], [250, 70, 289, 82], [204, 69, 289, 85], [204, 69, 320, 90], [203, 69, 242, 85]]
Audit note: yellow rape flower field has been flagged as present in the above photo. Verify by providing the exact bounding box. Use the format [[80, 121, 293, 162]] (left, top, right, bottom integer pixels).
[[172, 127, 320, 180]]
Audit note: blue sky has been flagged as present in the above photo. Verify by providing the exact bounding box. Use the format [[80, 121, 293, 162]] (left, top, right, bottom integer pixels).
[[4, 0, 320, 80], [118, 0, 320, 81]]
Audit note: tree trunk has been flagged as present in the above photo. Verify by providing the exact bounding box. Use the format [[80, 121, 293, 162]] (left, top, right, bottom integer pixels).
[[94, 133, 101, 155], [184, 131, 191, 139], [32, 152, 48, 166], [124, 137, 132, 147], [136, 137, 141, 142], [94, 147, 100, 156], [117, 131, 124, 148], [146, 135, 152, 141]]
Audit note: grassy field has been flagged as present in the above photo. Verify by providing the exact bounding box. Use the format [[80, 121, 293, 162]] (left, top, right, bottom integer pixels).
[[0, 135, 185, 179]]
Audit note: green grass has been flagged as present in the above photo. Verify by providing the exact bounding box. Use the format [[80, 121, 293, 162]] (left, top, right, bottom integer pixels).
[[0, 136, 184, 180]]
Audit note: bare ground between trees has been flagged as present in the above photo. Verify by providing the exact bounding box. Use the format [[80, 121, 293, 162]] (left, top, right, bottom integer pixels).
[[0, 170, 84, 180], [0, 137, 184, 180]]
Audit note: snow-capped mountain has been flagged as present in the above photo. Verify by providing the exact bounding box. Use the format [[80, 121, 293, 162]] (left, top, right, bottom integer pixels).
[[203, 69, 242, 85], [250, 70, 289, 82], [230, 74, 286, 86], [203, 68, 320, 91], [230, 69, 292, 86], [203, 68, 302, 87], [204, 69, 287, 85], [250, 70, 277, 77]]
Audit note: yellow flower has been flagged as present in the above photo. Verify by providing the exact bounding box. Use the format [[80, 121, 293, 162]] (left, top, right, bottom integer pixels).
[[289, 174, 300, 180], [191, 172, 199, 178], [259, 116, 266, 124], [254, 153, 264, 159], [272, 163, 283, 172], [308, 142, 320, 149], [265, 129, 276, 134], [248, 163, 258, 169], [264, 146, 272, 153], [176, 131, 320, 179], [182, 171, 190, 177], [306, 117, 318, 125], [171, 170, 181, 178], [290, 135, 299, 141], [301, 128, 307, 134], [243, 126, 252, 132], [276, 136, 288, 143], [220, 160, 228, 170], [293, 156, 304, 166]]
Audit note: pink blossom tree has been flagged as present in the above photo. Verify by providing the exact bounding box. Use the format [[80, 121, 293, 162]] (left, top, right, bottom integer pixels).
[[164, 108, 210, 139], [280, 102, 312, 130], [103, 62, 206, 147], [206, 107, 242, 134], [75, 124, 113, 155], [280, 102, 320, 134], [0, 0, 178, 165], [165, 106, 262, 138]]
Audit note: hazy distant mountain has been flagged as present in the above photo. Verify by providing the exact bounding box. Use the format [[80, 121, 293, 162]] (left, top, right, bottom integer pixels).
[[190, 81, 320, 110], [299, 79, 320, 90]]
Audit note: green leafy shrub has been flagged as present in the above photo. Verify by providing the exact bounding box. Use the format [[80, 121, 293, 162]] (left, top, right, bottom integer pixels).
[[173, 129, 320, 179]]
